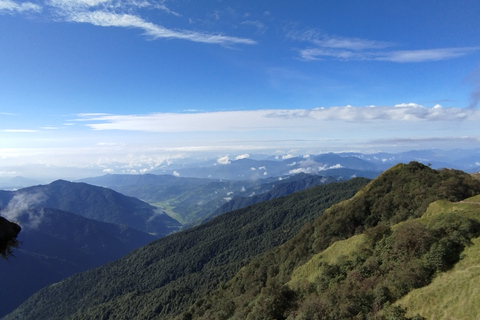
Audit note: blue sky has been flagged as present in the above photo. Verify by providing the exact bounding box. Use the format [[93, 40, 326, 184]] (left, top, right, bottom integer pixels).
[[1, 0, 480, 177]]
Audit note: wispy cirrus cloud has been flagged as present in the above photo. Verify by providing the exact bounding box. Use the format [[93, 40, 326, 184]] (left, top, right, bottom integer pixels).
[[0, 0, 41, 13], [3, 0, 255, 45], [376, 47, 480, 63], [292, 31, 479, 63], [241, 20, 267, 34], [66, 11, 255, 44]]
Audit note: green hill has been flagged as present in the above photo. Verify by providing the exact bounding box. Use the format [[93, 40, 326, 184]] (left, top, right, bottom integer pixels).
[[4, 178, 368, 320], [395, 195, 480, 320], [182, 162, 480, 320]]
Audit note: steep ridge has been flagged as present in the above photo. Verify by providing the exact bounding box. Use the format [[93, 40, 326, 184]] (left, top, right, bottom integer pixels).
[[206, 174, 339, 221], [4, 178, 369, 320], [181, 162, 480, 319], [0, 208, 156, 318]]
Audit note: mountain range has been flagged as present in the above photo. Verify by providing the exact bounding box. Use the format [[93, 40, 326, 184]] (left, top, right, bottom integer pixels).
[[3, 149, 479, 190], [78, 172, 342, 226], [0, 172, 359, 317], [3, 178, 369, 319], [158, 149, 480, 180], [5, 162, 480, 319]]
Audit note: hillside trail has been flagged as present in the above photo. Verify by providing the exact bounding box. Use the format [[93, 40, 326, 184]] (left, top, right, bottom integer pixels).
[[458, 200, 480, 205]]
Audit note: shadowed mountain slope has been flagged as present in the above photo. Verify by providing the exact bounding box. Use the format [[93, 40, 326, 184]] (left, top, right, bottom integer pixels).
[[0, 208, 156, 318], [4, 180, 181, 236]]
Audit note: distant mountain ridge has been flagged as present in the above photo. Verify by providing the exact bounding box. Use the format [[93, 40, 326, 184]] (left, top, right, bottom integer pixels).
[[163, 154, 382, 180], [156, 149, 480, 180], [78, 173, 347, 226], [9, 179, 182, 236], [1, 149, 479, 188]]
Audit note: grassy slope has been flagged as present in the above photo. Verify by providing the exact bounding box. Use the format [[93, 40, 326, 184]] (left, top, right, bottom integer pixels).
[[287, 195, 480, 320], [288, 234, 366, 287], [288, 194, 480, 320], [397, 195, 480, 320]]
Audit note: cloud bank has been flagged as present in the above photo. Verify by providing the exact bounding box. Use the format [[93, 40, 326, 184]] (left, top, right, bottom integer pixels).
[[76, 104, 480, 133]]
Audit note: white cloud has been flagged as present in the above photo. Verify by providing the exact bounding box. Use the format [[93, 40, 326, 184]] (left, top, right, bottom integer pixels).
[[289, 31, 393, 50], [318, 163, 343, 171], [299, 46, 479, 62], [1, 191, 47, 229], [0, 0, 41, 13], [65, 10, 255, 44], [241, 20, 266, 34], [50, 0, 111, 8], [217, 155, 231, 165], [235, 154, 250, 160], [3, 129, 38, 132], [6, 0, 254, 46], [311, 36, 392, 51], [172, 170, 180, 177], [377, 47, 480, 63], [288, 167, 315, 175], [294, 33, 478, 63]]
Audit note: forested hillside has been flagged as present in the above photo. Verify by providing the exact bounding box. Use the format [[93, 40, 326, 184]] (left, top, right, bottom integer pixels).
[[0, 208, 156, 317], [4, 178, 368, 320], [205, 174, 339, 222], [181, 162, 480, 319]]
